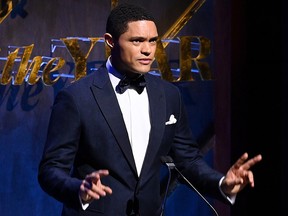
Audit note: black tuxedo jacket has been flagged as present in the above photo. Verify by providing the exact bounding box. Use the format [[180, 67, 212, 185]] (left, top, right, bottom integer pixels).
[[38, 65, 224, 216]]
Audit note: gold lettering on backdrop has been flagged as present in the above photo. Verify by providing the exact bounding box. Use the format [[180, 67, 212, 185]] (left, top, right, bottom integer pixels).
[[179, 36, 211, 81], [42, 57, 65, 85], [0, 46, 18, 85], [25, 56, 43, 84], [61, 37, 103, 81], [0, 0, 12, 24], [154, 36, 211, 82], [155, 40, 174, 82], [161, 0, 206, 48], [13, 44, 34, 85], [0, 44, 65, 85], [179, 36, 194, 81], [191, 36, 212, 80]]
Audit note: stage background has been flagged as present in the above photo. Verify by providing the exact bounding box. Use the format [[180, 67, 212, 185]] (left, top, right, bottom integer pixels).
[[0, 0, 284, 216]]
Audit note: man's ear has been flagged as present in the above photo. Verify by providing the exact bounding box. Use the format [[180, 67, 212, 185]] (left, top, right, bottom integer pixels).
[[104, 33, 114, 48]]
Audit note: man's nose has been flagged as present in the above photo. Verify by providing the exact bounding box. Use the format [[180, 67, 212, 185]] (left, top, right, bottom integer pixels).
[[141, 42, 152, 54]]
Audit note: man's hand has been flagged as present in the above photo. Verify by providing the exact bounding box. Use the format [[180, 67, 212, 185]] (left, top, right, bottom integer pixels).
[[221, 152, 262, 196], [79, 169, 113, 203]]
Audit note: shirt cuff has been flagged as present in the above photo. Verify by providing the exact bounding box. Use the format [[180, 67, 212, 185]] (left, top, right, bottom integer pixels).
[[219, 176, 236, 204], [79, 194, 90, 210]]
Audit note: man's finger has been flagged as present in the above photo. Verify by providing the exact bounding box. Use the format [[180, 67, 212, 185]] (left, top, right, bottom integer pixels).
[[232, 152, 249, 169], [241, 154, 262, 170]]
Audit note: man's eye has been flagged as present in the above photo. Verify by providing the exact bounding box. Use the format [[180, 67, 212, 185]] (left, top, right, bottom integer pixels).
[[132, 40, 140, 45]]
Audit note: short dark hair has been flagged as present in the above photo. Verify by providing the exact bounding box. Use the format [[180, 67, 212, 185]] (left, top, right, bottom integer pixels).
[[106, 3, 156, 40]]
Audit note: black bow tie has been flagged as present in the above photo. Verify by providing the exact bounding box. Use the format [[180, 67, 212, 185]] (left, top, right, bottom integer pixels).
[[116, 75, 146, 94]]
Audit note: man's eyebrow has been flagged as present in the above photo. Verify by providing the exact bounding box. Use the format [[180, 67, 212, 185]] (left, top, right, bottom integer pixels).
[[130, 36, 159, 41], [150, 36, 159, 41], [130, 36, 144, 40]]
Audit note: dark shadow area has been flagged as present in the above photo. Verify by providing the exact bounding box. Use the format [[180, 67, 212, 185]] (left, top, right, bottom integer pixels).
[[230, 1, 283, 215]]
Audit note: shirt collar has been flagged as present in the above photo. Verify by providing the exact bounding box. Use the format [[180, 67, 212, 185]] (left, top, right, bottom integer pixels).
[[106, 57, 123, 79], [106, 57, 122, 90]]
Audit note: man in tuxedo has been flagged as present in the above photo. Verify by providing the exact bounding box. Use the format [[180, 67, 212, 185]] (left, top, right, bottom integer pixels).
[[38, 3, 262, 216]]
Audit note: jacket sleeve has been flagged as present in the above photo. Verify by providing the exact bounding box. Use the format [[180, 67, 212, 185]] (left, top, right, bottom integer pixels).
[[38, 90, 83, 208]]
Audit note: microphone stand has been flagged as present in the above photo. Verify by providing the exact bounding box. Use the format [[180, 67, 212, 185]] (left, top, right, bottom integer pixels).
[[161, 156, 219, 216], [160, 162, 173, 216]]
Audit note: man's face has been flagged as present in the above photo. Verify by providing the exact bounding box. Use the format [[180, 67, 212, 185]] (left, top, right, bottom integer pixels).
[[111, 20, 158, 76]]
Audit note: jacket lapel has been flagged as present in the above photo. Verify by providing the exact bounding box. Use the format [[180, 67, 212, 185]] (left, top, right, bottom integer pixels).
[[90, 67, 138, 175], [140, 74, 167, 177]]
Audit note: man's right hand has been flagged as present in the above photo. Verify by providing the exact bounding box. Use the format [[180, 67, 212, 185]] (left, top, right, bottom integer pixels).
[[79, 169, 113, 203]]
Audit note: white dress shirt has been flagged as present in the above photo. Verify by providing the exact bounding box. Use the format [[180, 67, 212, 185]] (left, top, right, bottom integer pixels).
[[106, 58, 151, 176]]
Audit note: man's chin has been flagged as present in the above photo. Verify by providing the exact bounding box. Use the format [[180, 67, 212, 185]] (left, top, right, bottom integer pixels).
[[131, 69, 151, 75], [136, 65, 153, 74]]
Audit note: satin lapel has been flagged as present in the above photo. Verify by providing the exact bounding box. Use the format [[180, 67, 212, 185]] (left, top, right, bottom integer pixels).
[[140, 74, 166, 177], [90, 67, 137, 175]]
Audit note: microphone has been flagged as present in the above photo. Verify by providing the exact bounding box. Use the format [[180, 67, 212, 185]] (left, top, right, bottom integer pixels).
[[160, 156, 173, 216], [160, 156, 219, 216]]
